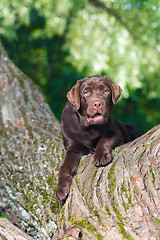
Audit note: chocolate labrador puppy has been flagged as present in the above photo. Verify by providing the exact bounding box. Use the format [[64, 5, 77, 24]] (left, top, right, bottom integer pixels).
[[56, 75, 141, 202]]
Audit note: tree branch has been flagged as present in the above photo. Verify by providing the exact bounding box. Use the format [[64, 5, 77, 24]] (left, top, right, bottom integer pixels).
[[89, 0, 137, 39], [58, 125, 160, 239]]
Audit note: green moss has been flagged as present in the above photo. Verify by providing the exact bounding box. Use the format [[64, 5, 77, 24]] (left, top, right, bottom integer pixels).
[[116, 148, 123, 154], [0, 233, 8, 240], [108, 166, 133, 240], [133, 186, 140, 205], [121, 182, 127, 194], [139, 156, 143, 162], [50, 201, 60, 214], [121, 183, 133, 211], [133, 186, 139, 194], [156, 218, 160, 225], [122, 202, 131, 211], [61, 151, 66, 159], [93, 210, 100, 218], [108, 164, 115, 180], [58, 133, 63, 139], [56, 147, 60, 153], [0, 224, 5, 229], [112, 202, 133, 240], [19, 79, 24, 88], [75, 219, 97, 232], [34, 138, 38, 145], [108, 164, 116, 198], [112, 203, 123, 222], [117, 222, 133, 240], [75, 175, 81, 187], [150, 142, 155, 151], [55, 137, 61, 142], [149, 167, 155, 184], [25, 202, 34, 212], [70, 216, 103, 238], [93, 210, 102, 226], [60, 207, 65, 221], [91, 168, 98, 183], [47, 175, 55, 186], [96, 233, 104, 240], [105, 205, 111, 216], [78, 160, 84, 168]]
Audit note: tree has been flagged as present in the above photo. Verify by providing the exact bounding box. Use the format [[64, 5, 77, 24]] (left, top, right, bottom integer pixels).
[[0, 42, 160, 240]]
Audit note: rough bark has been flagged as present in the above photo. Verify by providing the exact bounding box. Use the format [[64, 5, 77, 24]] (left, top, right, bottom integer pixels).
[[0, 42, 63, 239], [0, 42, 160, 240], [58, 126, 160, 240], [0, 219, 34, 240]]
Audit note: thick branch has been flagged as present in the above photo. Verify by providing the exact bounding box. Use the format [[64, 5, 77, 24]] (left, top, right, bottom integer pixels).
[[58, 125, 160, 239], [89, 0, 137, 39]]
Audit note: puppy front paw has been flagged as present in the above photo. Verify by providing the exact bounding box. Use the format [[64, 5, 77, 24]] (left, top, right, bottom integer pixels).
[[94, 150, 112, 167], [56, 175, 73, 203]]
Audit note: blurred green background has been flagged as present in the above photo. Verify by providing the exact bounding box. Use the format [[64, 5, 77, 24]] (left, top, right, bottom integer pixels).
[[0, 0, 160, 133]]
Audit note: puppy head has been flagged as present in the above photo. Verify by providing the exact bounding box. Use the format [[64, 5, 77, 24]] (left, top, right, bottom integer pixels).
[[67, 75, 122, 124]]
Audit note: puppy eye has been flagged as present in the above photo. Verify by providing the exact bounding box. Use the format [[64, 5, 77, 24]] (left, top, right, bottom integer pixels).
[[103, 89, 109, 94], [84, 89, 90, 95]]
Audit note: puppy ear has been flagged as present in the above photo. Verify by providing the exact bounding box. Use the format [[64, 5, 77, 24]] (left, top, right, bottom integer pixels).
[[67, 79, 83, 110], [104, 76, 122, 104]]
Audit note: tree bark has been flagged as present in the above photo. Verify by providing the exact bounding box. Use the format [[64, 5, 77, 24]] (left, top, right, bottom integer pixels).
[[0, 42, 62, 239], [0, 42, 160, 240], [0, 219, 34, 240]]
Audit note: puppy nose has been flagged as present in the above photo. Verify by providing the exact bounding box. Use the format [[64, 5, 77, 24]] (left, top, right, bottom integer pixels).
[[93, 100, 103, 109]]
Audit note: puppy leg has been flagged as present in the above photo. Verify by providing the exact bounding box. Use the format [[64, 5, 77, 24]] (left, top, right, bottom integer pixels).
[[94, 126, 124, 167], [94, 137, 112, 167], [56, 151, 82, 203]]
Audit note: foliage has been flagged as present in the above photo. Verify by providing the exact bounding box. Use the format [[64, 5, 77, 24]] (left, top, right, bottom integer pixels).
[[0, 0, 160, 132]]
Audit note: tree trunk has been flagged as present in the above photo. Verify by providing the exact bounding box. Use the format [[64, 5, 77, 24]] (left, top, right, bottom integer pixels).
[[0, 42, 159, 240]]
